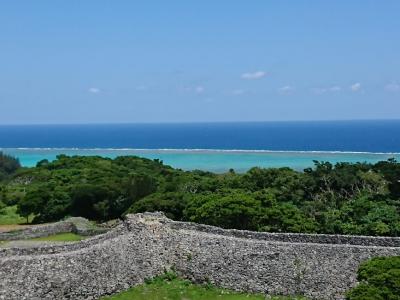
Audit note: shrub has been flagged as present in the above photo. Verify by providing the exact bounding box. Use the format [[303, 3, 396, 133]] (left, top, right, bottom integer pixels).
[[346, 256, 400, 300], [0, 152, 21, 179], [184, 190, 262, 230]]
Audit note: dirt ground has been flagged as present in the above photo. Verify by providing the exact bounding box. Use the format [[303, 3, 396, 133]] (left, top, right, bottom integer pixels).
[[0, 224, 33, 233]]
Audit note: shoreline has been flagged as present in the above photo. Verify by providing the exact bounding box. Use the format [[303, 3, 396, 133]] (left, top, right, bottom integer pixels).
[[3, 148, 399, 172]]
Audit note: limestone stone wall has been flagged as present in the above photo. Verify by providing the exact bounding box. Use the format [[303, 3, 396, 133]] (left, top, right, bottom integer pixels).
[[0, 212, 399, 300], [0, 217, 105, 241]]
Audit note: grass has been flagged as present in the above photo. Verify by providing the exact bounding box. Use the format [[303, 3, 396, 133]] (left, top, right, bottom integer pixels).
[[29, 232, 84, 242], [0, 205, 34, 225], [0, 233, 84, 246], [101, 272, 306, 300]]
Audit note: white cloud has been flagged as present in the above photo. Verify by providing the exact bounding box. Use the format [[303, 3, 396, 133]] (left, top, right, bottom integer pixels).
[[278, 85, 295, 95], [311, 86, 342, 95], [329, 86, 342, 92], [88, 87, 100, 94], [179, 85, 205, 94], [241, 71, 266, 80], [350, 82, 361, 92], [194, 86, 205, 94], [384, 82, 400, 92]]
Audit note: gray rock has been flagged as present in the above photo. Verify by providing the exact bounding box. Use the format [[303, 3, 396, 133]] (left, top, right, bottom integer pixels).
[[0, 212, 399, 300], [0, 217, 106, 241]]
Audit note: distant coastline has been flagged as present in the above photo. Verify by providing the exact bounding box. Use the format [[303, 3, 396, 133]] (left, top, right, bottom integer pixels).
[[2, 147, 399, 172], [1, 120, 399, 171]]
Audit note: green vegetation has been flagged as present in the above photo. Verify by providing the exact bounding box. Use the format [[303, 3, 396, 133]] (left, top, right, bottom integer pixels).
[[29, 232, 84, 242], [0, 154, 399, 236], [0, 205, 33, 225], [0, 151, 21, 181], [1, 154, 398, 298], [346, 256, 400, 300], [101, 272, 304, 300], [0, 152, 25, 224], [12, 155, 162, 223]]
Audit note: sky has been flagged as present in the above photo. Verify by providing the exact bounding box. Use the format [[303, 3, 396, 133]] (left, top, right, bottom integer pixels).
[[0, 1, 399, 124]]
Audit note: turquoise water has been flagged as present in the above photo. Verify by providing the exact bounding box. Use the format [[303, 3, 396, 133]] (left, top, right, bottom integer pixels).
[[1, 122, 400, 172], [2, 148, 399, 173]]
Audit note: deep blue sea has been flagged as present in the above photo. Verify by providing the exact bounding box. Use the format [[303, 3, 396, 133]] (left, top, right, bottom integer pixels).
[[1, 120, 399, 172]]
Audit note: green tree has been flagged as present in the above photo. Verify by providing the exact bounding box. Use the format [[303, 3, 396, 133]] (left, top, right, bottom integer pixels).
[[128, 192, 189, 220], [0, 152, 21, 180], [258, 202, 318, 233], [70, 184, 112, 220], [17, 186, 50, 223], [374, 158, 400, 199], [0, 199, 5, 213], [184, 191, 262, 230], [346, 256, 400, 300]]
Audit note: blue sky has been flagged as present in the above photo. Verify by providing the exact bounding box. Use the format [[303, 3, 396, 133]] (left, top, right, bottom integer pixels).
[[1, 1, 399, 124]]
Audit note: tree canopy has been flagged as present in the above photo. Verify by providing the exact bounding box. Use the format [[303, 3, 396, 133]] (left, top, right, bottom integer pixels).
[[0, 155, 399, 236], [0, 152, 21, 180], [346, 256, 400, 300]]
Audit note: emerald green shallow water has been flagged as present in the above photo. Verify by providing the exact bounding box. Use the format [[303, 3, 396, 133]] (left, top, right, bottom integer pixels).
[[2, 148, 399, 173]]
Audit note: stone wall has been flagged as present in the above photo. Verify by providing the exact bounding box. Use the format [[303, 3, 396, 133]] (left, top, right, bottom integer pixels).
[[0, 217, 105, 241], [0, 212, 399, 300]]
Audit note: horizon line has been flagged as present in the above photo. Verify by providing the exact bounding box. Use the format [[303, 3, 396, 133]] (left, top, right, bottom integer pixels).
[[1, 118, 400, 126], [1, 147, 400, 156]]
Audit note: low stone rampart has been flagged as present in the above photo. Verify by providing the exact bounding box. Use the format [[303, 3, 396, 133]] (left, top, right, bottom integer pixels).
[[0, 217, 106, 241], [0, 212, 399, 300]]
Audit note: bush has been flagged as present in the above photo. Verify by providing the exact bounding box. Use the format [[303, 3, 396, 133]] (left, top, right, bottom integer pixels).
[[13, 156, 168, 222], [0, 200, 5, 212], [346, 256, 400, 300], [4, 155, 400, 237], [127, 192, 189, 220], [184, 190, 262, 230], [0, 152, 21, 179]]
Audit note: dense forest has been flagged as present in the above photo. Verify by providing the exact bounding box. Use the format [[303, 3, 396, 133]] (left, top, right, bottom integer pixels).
[[1, 152, 400, 236]]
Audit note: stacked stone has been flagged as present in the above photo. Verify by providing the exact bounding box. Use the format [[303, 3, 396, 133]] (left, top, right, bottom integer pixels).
[[0, 212, 399, 300]]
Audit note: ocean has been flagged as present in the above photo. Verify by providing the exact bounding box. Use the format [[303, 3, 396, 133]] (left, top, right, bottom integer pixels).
[[1, 120, 399, 172]]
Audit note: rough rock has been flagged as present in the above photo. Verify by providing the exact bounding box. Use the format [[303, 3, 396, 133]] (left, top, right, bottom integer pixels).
[[0, 212, 399, 300]]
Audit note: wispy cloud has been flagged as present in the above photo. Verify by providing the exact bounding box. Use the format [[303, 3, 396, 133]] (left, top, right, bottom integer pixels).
[[384, 82, 400, 92], [241, 71, 266, 80], [179, 85, 205, 94], [311, 86, 342, 95], [88, 87, 101, 94], [329, 86, 342, 92], [194, 86, 205, 94], [350, 82, 361, 92], [231, 89, 245, 95], [278, 85, 295, 95]]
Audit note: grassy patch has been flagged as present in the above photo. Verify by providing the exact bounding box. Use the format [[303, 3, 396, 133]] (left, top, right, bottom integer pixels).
[[101, 273, 305, 300], [29, 232, 84, 242], [0, 205, 33, 225]]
